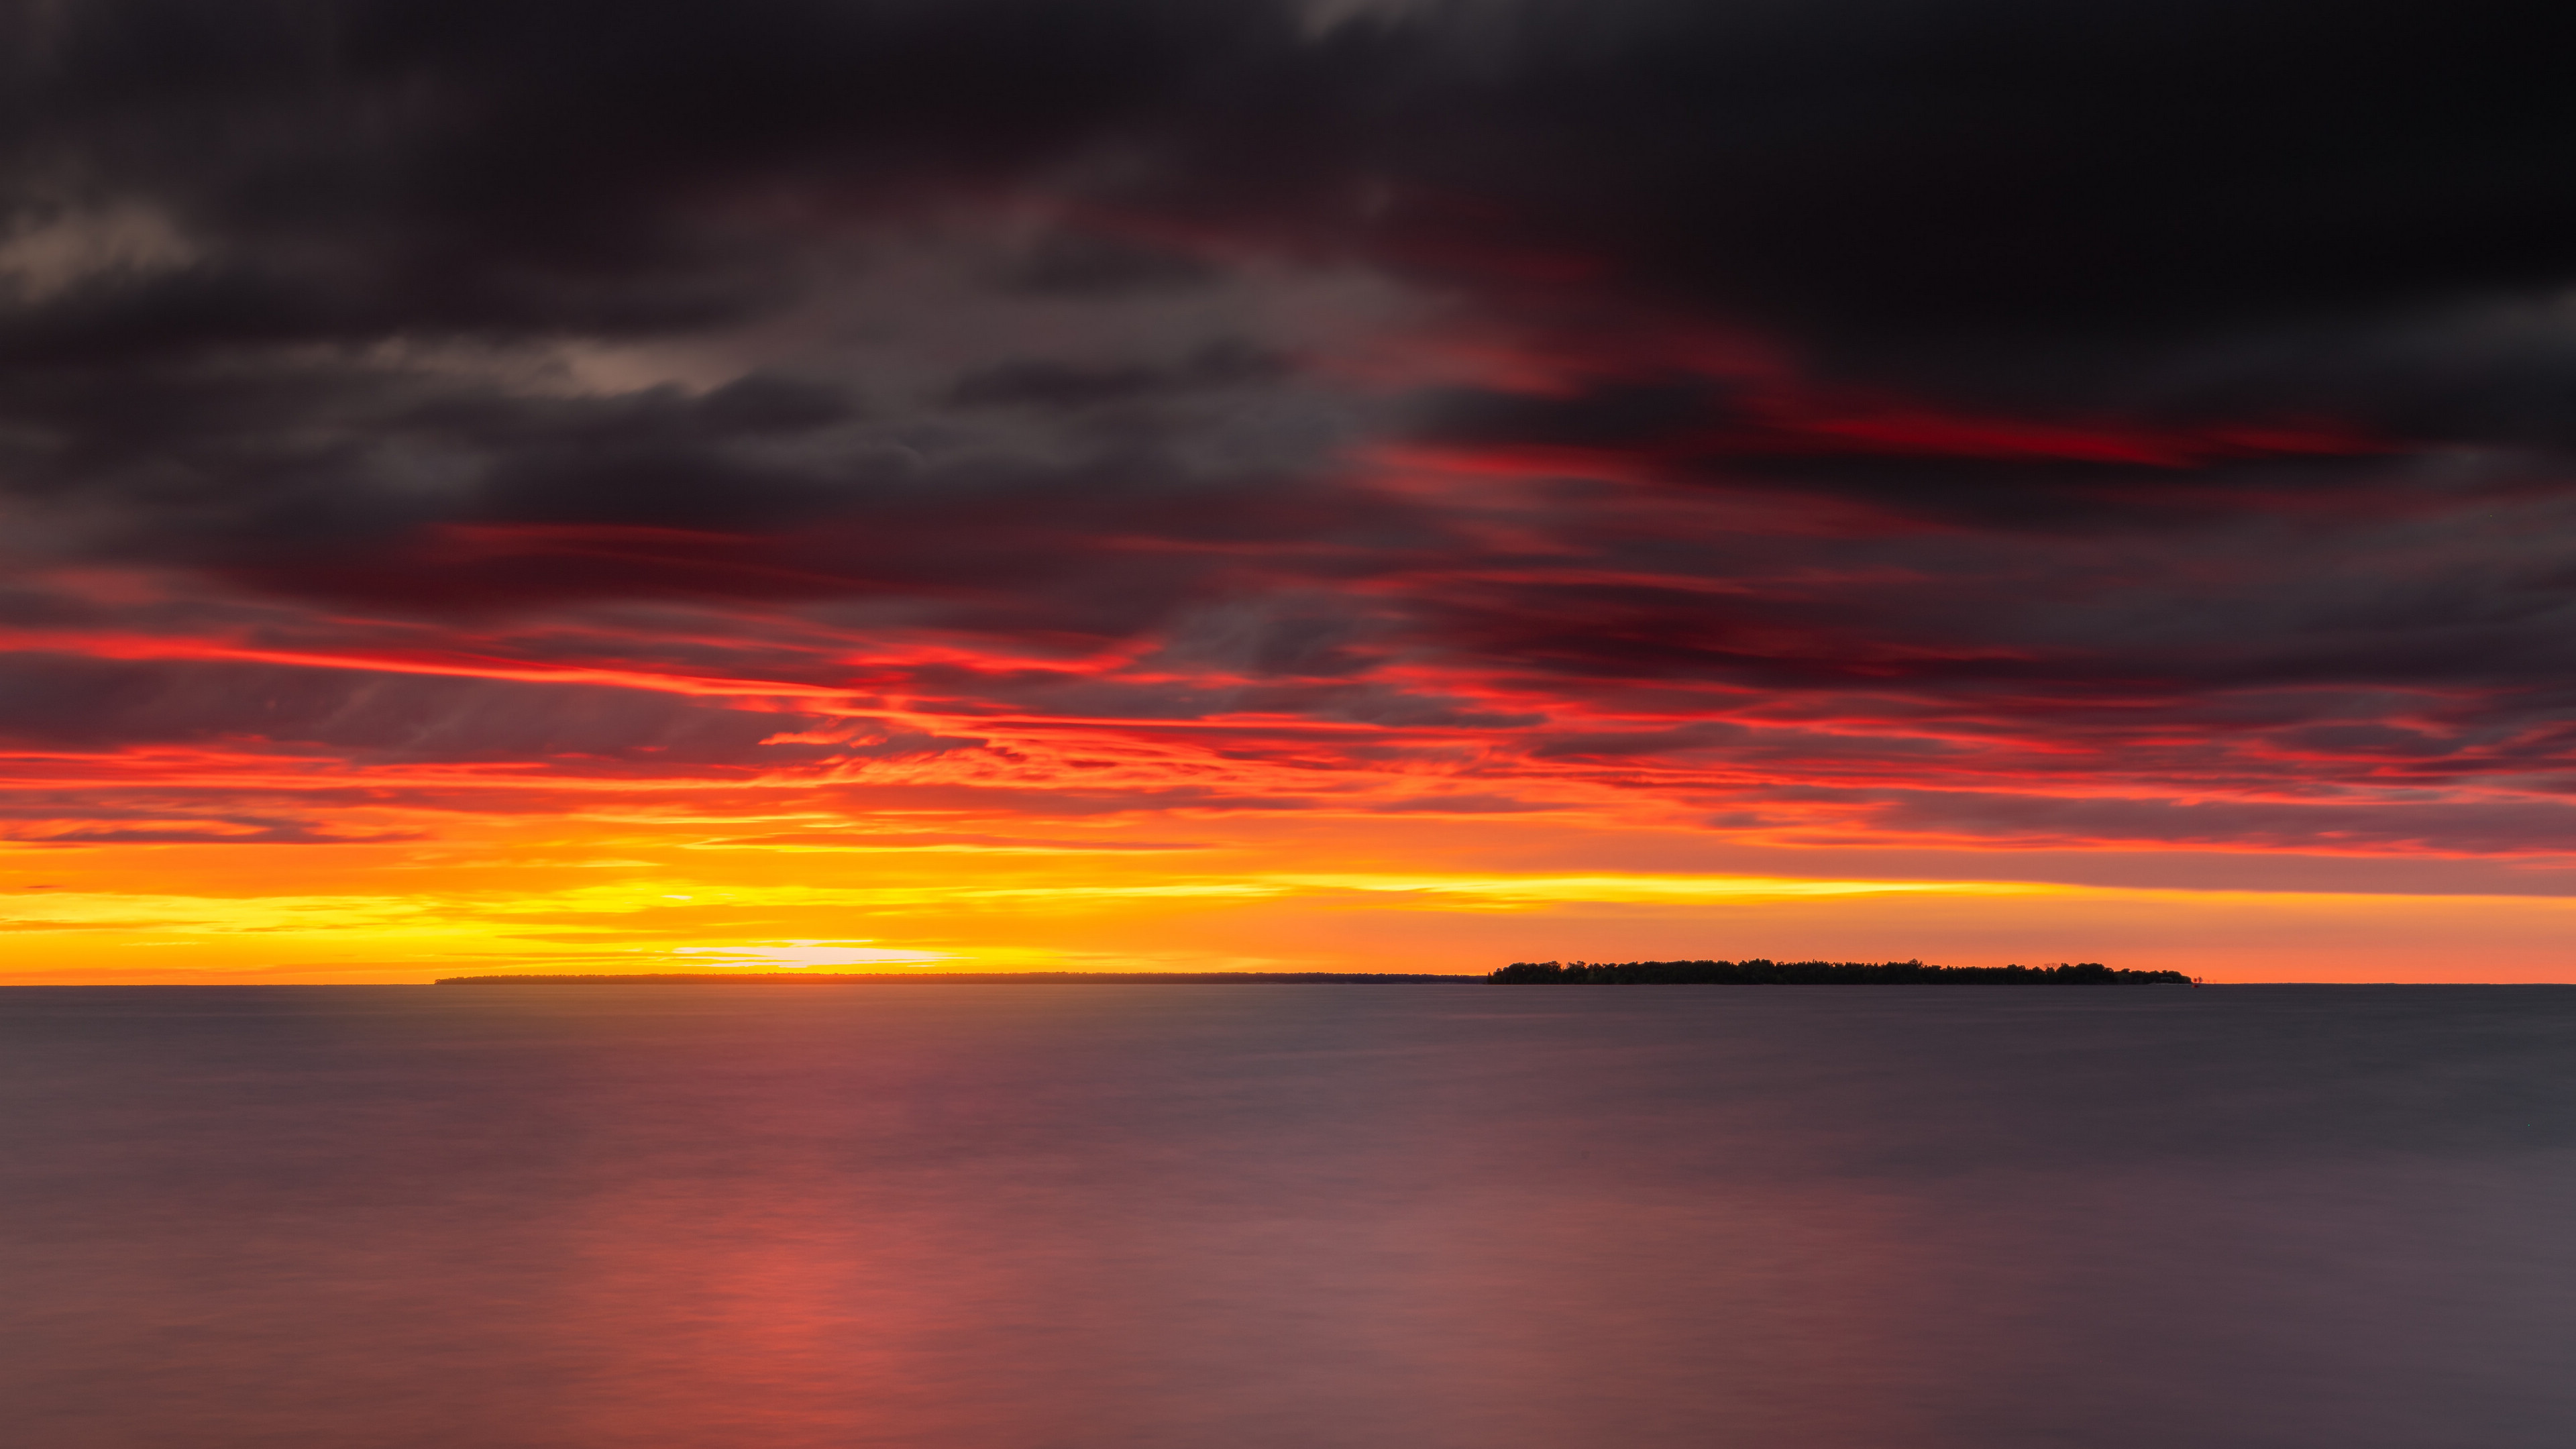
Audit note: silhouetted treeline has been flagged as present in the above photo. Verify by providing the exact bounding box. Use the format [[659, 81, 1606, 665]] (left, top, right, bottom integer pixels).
[[433, 972, 1471, 985], [1489, 959, 2192, 984]]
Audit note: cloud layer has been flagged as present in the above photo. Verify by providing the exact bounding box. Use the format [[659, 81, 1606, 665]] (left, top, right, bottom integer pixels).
[[10, 0, 2576, 920]]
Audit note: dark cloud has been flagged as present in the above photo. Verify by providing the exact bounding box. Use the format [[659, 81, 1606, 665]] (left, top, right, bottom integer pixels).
[[1848, 790, 2576, 857], [15, 822, 419, 847], [995, 231, 1224, 297], [949, 341, 1290, 411], [1368, 793, 1554, 815], [9, 1, 2573, 365], [1403, 376, 1732, 453], [0, 651, 856, 767], [7, 0, 2576, 858]]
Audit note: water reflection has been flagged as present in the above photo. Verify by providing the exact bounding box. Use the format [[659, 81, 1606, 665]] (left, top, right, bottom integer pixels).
[[3, 985, 2571, 1447]]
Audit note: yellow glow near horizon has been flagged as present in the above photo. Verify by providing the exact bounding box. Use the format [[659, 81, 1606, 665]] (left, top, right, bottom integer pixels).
[[9, 837, 2576, 984], [672, 941, 955, 969]]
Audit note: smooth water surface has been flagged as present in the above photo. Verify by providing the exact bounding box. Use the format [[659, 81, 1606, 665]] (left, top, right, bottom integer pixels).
[[3, 985, 2571, 1448]]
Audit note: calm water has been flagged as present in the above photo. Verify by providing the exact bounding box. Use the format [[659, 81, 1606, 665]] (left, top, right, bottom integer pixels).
[[3, 985, 2571, 1448]]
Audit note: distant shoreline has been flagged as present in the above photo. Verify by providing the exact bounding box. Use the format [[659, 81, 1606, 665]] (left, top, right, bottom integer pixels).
[[433, 972, 1473, 985], [430, 961, 2194, 985]]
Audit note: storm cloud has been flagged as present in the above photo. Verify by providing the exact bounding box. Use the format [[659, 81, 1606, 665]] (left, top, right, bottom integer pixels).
[[8, 0, 2576, 863]]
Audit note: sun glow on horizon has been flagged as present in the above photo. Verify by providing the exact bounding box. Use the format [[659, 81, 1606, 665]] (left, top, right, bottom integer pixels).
[[8, 1, 2576, 986], [672, 941, 956, 969], [11, 824, 2576, 983]]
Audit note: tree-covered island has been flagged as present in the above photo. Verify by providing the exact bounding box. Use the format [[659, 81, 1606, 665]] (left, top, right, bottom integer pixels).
[[1489, 959, 2193, 984]]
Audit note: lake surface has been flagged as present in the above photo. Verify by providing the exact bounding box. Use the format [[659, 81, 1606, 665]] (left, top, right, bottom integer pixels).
[[3, 984, 2571, 1448]]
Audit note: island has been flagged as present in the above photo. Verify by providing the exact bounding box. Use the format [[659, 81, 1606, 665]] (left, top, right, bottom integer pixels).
[[1489, 959, 2194, 984]]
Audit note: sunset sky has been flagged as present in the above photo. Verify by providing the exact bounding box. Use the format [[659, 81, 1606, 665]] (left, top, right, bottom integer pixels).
[[7, 0, 2576, 980]]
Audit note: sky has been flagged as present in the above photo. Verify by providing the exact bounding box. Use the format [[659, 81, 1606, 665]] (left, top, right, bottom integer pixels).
[[7, 0, 2576, 981]]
